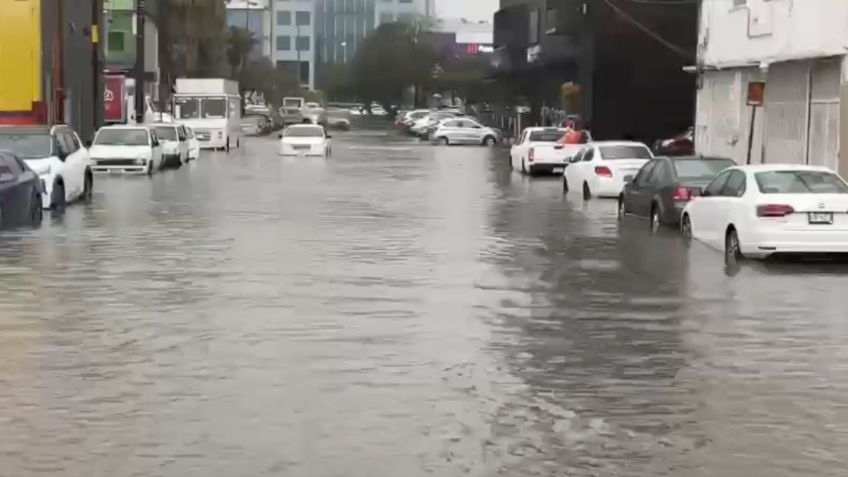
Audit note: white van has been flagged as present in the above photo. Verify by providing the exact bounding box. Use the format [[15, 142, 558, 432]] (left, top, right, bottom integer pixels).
[[172, 79, 242, 152]]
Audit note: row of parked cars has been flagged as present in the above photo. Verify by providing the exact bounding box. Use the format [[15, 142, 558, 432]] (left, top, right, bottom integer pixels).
[[0, 122, 201, 229], [396, 109, 501, 147], [511, 126, 848, 266]]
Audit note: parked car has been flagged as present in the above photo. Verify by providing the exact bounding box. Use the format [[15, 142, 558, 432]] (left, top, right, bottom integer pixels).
[[280, 107, 304, 126], [149, 123, 189, 168], [278, 124, 331, 157], [681, 164, 848, 265], [184, 126, 201, 160], [619, 155, 735, 230], [399, 109, 430, 130], [563, 141, 653, 199], [241, 115, 271, 136], [0, 124, 93, 209], [432, 118, 499, 146], [90, 125, 163, 174], [302, 107, 328, 127], [0, 150, 43, 227], [654, 127, 695, 156], [510, 127, 570, 175], [411, 112, 457, 138], [326, 107, 352, 131]]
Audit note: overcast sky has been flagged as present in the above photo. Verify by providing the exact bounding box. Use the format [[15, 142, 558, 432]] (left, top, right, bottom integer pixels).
[[436, 0, 498, 22]]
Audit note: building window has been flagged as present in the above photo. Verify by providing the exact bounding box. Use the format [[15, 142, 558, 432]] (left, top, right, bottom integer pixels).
[[295, 11, 311, 25], [296, 36, 310, 51], [277, 11, 291, 25], [276, 35, 291, 50], [107, 31, 125, 52], [732, 0, 747, 6]]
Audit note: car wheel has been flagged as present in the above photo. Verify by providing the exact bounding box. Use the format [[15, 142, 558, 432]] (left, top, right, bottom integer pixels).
[[521, 159, 527, 174], [81, 170, 93, 203], [441, 137, 450, 146], [483, 136, 496, 146], [681, 214, 693, 245], [649, 204, 662, 233], [725, 228, 743, 267], [562, 176, 569, 193], [30, 191, 43, 225], [237, 137, 241, 148], [582, 182, 591, 201], [617, 196, 626, 219], [225, 138, 231, 152], [146, 161, 154, 175], [50, 181, 65, 211]]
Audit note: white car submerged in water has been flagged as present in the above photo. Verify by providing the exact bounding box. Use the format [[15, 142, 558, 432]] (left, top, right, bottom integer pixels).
[[0, 124, 93, 209], [90, 125, 163, 174], [278, 125, 331, 157]]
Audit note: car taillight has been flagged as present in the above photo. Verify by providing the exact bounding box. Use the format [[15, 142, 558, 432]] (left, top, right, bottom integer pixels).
[[672, 186, 692, 202], [757, 204, 795, 217], [528, 147, 535, 162], [594, 165, 612, 177]]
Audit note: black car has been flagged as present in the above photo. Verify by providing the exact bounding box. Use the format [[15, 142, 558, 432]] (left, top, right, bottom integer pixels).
[[619, 155, 735, 230], [0, 150, 43, 228]]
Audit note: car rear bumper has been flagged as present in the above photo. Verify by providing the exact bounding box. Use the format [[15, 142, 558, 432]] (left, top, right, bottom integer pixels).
[[529, 162, 567, 175], [92, 165, 148, 174], [742, 229, 848, 256], [589, 177, 626, 198]]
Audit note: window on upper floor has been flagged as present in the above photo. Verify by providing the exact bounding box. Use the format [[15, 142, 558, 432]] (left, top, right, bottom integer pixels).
[[296, 11, 310, 25], [732, 0, 747, 7], [107, 31, 125, 52], [296, 36, 310, 51], [277, 11, 291, 25], [276, 35, 291, 50]]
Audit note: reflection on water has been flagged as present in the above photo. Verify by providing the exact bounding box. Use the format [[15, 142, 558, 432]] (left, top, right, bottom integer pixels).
[[1, 131, 848, 476]]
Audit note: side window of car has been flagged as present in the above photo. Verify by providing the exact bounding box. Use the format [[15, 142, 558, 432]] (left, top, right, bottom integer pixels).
[[0, 153, 23, 177], [62, 132, 78, 153], [54, 133, 70, 158], [720, 170, 747, 197], [633, 161, 656, 186], [582, 148, 595, 162], [704, 170, 732, 196], [646, 161, 667, 186], [70, 132, 83, 150]]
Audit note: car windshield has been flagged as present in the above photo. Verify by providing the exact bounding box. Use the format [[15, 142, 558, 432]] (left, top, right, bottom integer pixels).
[[201, 98, 227, 119], [673, 158, 735, 180], [284, 127, 324, 138], [94, 129, 149, 146], [600, 145, 652, 159], [175, 98, 200, 119], [755, 170, 848, 194], [152, 127, 177, 141], [529, 130, 565, 142], [0, 133, 52, 158]]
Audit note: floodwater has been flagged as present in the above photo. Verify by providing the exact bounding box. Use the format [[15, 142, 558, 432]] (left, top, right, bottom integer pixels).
[[1, 126, 848, 477]]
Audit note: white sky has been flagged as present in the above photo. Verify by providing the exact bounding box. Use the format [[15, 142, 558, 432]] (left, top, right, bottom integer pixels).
[[436, 0, 498, 22]]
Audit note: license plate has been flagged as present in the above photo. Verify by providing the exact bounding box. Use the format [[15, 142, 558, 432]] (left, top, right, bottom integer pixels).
[[552, 167, 564, 173], [808, 212, 834, 224]]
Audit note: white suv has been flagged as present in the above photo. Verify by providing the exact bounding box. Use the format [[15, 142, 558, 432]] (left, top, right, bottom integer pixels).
[[0, 124, 93, 209]]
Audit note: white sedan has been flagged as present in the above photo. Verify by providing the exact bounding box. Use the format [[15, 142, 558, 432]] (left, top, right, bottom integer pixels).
[[278, 125, 331, 157], [563, 141, 653, 199], [681, 164, 848, 264], [89, 125, 163, 174]]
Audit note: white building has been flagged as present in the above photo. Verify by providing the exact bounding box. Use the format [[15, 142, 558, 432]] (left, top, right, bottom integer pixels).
[[273, 0, 316, 89], [695, 0, 848, 175]]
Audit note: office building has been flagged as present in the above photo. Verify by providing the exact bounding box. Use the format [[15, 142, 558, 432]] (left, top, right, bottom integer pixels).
[[224, 0, 273, 59], [273, 0, 316, 88]]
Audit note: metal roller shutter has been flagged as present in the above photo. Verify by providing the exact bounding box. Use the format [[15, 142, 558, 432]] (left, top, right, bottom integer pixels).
[[764, 61, 810, 164], [807, 59, 841, 170]]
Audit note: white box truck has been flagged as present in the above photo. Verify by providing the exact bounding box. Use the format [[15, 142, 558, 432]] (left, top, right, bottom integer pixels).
[[172, 79, 242, 151]]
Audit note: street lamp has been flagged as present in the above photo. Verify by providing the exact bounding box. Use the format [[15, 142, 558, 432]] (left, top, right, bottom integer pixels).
[[340, 41, 347, 63]]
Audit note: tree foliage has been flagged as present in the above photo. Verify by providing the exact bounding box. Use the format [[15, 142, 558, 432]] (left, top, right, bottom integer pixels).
[[226, 26, 257, 78], [351, 22, 439, 107], [151, 0, 229, 80]]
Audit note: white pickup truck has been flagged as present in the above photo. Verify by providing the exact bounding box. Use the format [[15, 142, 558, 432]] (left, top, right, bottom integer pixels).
[[510, 127, 589, 175]]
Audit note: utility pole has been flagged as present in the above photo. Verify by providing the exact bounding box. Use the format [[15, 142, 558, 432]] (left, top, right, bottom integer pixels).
[[134, 0, 146, 124], [92, 0, 102, 134]]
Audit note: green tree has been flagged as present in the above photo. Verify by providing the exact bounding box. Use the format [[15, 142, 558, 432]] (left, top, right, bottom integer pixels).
[[351, 21, 439, 108], [239, 59, 301, 106], [226, 26, 257, 78]]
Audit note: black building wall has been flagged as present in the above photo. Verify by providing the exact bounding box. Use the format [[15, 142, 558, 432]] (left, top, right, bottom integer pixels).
[[41, 0, 104, 141]]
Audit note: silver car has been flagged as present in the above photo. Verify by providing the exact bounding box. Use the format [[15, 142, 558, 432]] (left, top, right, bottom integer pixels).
[[432, 118, 499, 146]]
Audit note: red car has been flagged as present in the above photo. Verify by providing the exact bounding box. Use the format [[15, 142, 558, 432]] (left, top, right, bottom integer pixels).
[[654, 127, 694, 156]]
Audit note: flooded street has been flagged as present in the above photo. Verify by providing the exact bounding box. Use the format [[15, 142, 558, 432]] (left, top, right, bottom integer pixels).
[[2, 127, 848, 476]]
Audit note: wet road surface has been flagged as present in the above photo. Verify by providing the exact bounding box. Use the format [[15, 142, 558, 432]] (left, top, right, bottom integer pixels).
[[2, 126, 848, 476]]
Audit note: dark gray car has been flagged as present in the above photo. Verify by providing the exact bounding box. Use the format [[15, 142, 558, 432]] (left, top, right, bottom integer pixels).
[[619, 155, 735, 230]]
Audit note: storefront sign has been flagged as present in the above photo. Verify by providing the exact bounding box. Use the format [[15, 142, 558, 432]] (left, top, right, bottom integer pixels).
[[104, 75, 126, 122], [747, 82, 765, 106]]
